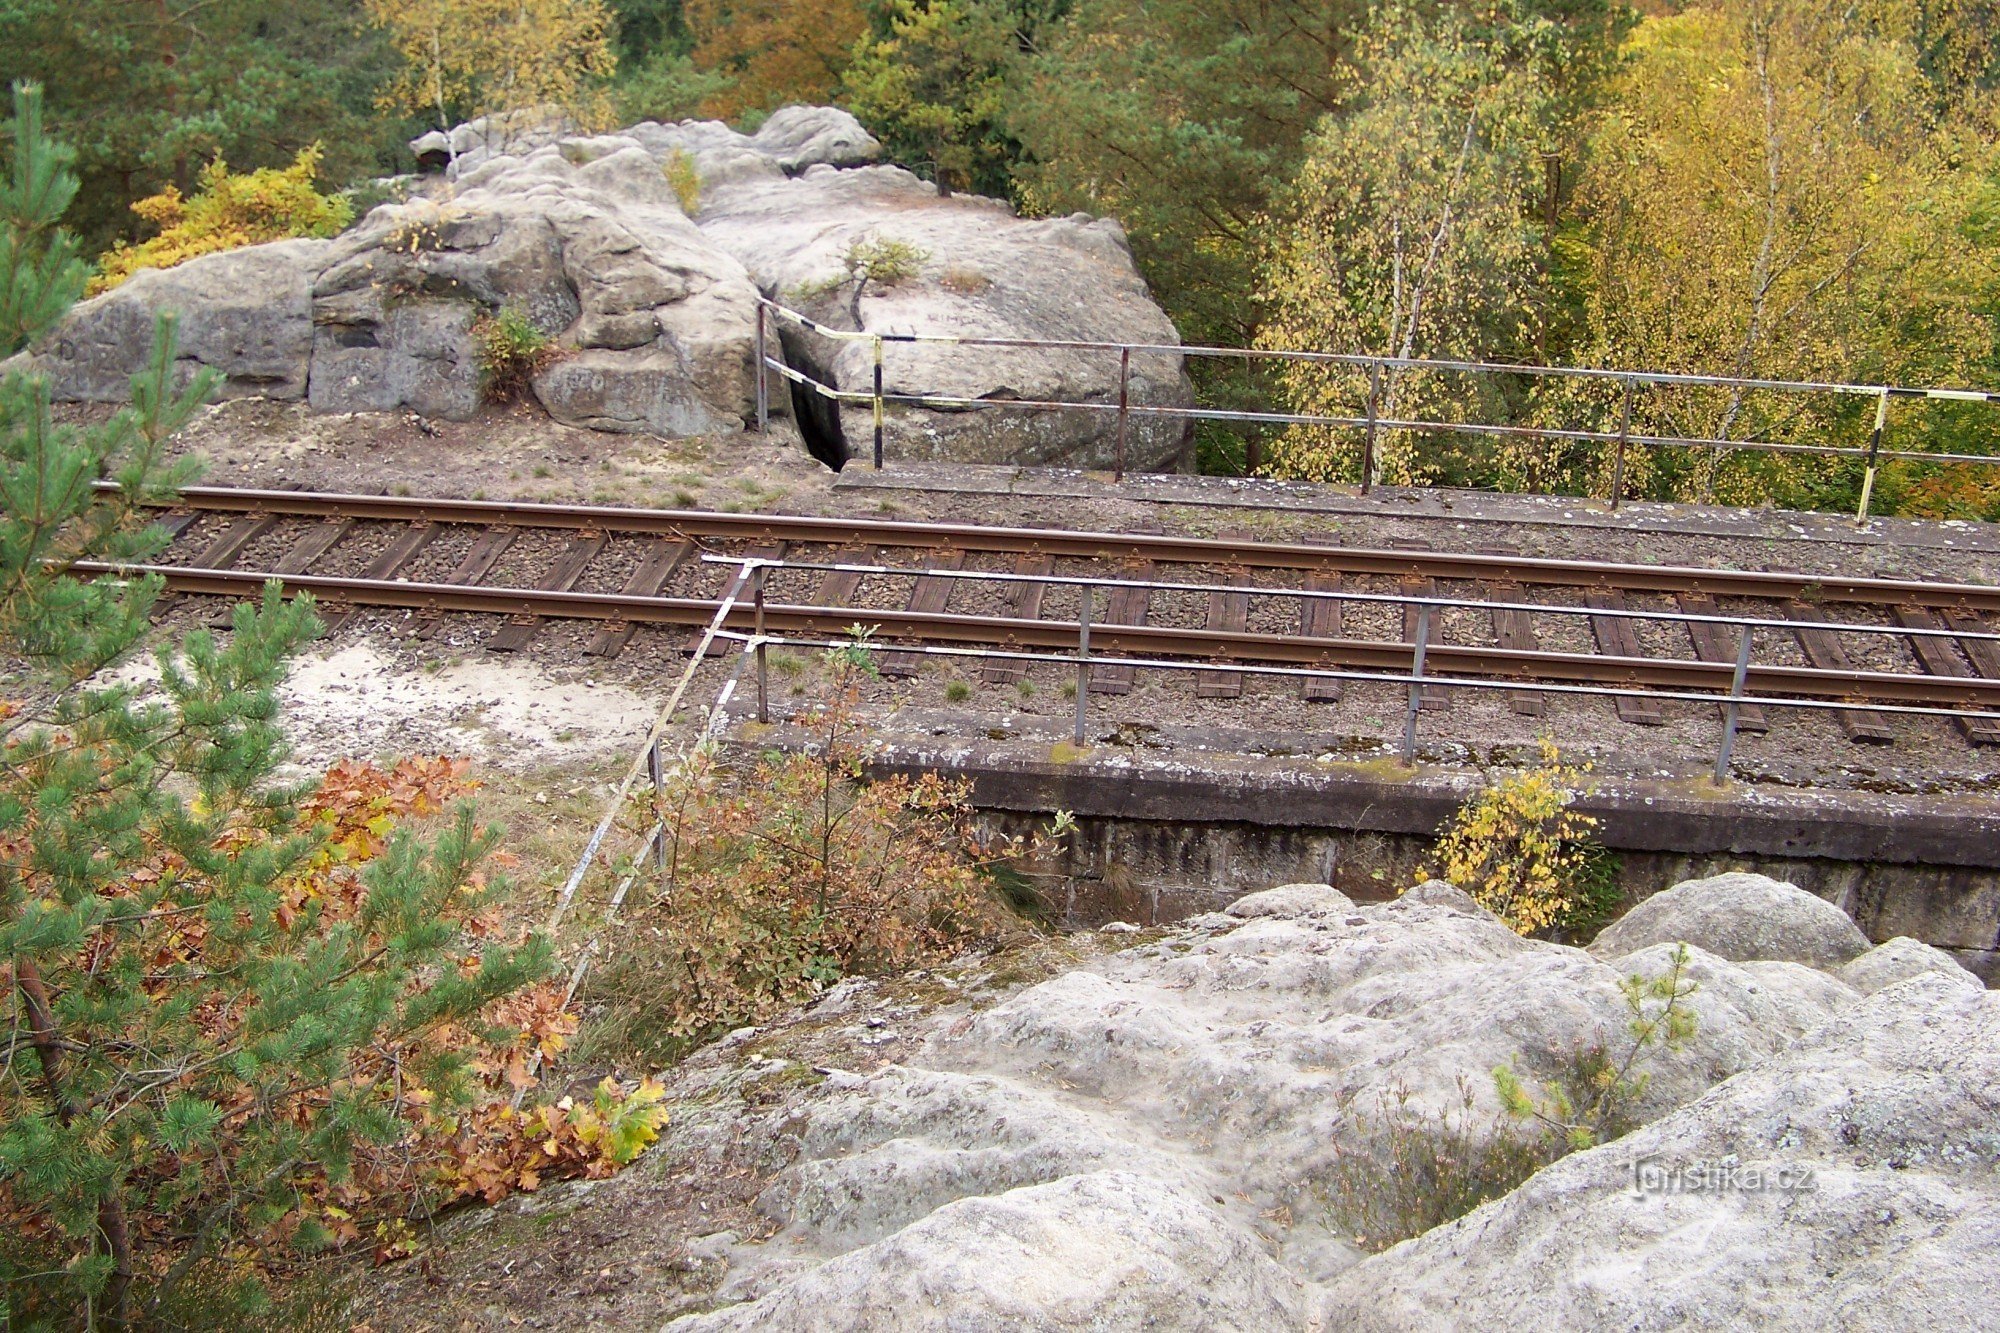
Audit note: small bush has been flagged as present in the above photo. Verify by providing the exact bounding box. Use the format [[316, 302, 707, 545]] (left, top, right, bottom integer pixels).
[[1423, 738, 1608, 936], [475, 307, 559, 403], [1495, 943, 1700, 1151], [92, 145, 354, 293], [1319, 1078, 1560, 1251], [844, 235, 928, 285], [582, 649, 1026, 1065], [944, 679, 973, 702], [664, 149, 701, 214]]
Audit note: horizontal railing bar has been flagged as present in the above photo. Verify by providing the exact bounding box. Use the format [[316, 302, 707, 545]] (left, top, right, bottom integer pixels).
[[705, 554, 2000, 645], [81, 558, 2000, 706], [760, 357, 2000, 469], [712, 628, 2000, 725], [757, 299, 2000, 402]]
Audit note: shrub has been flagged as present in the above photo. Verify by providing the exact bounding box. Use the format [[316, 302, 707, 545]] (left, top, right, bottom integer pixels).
[[582, 647, 1022, 1064], [1495, 943, 1700, 1151], [1319, 1078, 1560, 1251], [474, 307, 559, 403], [664, 148, 702, 214], [1423, 738, 1610, 936], [92, 145, 354, 293]]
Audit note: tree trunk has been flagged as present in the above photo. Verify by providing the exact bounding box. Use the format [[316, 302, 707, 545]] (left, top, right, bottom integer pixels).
[[13, 960, 136, 1328]]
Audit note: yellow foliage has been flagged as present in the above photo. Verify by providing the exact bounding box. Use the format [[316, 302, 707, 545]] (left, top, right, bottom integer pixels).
[[92, 146, 353, 294], [1423, 739, 1599, 936], [368, 0, 618, 135]]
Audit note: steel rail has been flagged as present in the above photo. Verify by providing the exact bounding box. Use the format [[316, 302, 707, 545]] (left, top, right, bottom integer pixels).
[[75, 560, 2000, 710], [131, 485, 2000, 614]]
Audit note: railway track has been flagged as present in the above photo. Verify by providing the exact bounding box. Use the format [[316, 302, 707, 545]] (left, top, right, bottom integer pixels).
[[88, 484, 2000, 741]]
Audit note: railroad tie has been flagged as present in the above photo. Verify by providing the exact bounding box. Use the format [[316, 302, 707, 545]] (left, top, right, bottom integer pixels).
[[585, 539, 693, 659], [1197, 567, 1250, 700], [1675, 594, 1768, 733], [176, 513, 283, 624], [1088, 563, 1155, 696], [1299, 572, 1345, 703], [881, 550, 964, 678], [984, 552, 1053, 685], [1784, 601, 1894, 744], [814, 546, 875, 607], [411, 526, 516, 641], [1387, 541, 1448, 710], [1583, 590, 1666, 726], [1893, 606, 2000, 746], [1477, 545, 1542, 717], [318, 522, 442, 634], [485, 533, 606, 653]]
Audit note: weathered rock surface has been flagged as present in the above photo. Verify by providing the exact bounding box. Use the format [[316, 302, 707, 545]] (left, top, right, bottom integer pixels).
[[16, 107, 1190, 466], [1590, 871, 1872, 968], [1837, 935, 1983, 995], [648, 870, 1998, 1330], [696, 163, 1192, 470], [1314, 974, 2000, 1330], [9, 239, 328, 401]]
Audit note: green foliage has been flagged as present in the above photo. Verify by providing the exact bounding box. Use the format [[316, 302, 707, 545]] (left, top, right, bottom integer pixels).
[[1319, 1078, 1562, 1251], [843, 0, 1013, 197], [0, 0, 414, 252], [0, 84, 86, 357], [664, 147, 702, 212], [92, 145, 355, 293], [0, 97, 553, 1327], [475, 306, 560, 402], [1495, 943, 1700, 1150]]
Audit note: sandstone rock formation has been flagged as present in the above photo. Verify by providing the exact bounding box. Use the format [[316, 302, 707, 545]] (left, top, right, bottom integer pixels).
[[1314, 973, 2000, 1330], [12, 108, 1192, 470], [1590, 871, 1872, 968], [660, 875, 1988, 1329]]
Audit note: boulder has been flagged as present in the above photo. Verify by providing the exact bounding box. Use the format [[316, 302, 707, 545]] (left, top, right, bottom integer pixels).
[[1837, 936, 1983, 996], [24, 107, 1195, 465], [1313, 975, 2000, 1330], [668, 1172, 1307, 1332], [1224, 881, 1354, 919], [1590, 871, 1870, 969], [684, 882, 1868, 1321], [8, 239, 328, 401], [695, 162, 1194, 470]]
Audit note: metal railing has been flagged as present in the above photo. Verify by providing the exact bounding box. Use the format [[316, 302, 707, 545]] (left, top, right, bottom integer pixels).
[[752, 298, 2000, 523], [701, 555, 2000, 786]]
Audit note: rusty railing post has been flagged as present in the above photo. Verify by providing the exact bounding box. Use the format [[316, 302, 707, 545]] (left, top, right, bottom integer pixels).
[[1714, 622, 1753, 783], [647, 737, 666, 870], [1401, 603, 1430, 765], [753, 563, 769, 725], [1113, 346, 1131, 482], [1856, 389, 1889, 526], [754, 301, 770, 434], [872, 335, 886, 470], [1074, 584, 1093, 746], [1610, 375, 1634, 509], [1362, 361, 1382, 495]]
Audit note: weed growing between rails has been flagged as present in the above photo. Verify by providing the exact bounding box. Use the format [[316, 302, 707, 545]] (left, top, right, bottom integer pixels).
[[1421, 738, 1621, 941], [1318, 945, 1701, 1251], [580, 639, 1046, 1067]]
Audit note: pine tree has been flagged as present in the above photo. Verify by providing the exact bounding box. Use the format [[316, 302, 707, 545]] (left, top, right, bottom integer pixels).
[[0, 83, 553, 1327]]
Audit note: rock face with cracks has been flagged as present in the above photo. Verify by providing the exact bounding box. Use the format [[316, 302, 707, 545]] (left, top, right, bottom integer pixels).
[[660, 873, 1989, 1329], [12, 107, 1190, 467]]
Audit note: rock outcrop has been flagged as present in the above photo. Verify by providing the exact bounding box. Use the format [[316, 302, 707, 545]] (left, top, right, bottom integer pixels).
[[12, 108, 1192, 469], [1314, 973, 2000, 1330], [1590, 871, 1872, 968], [656, 874, 1988, 1329]]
